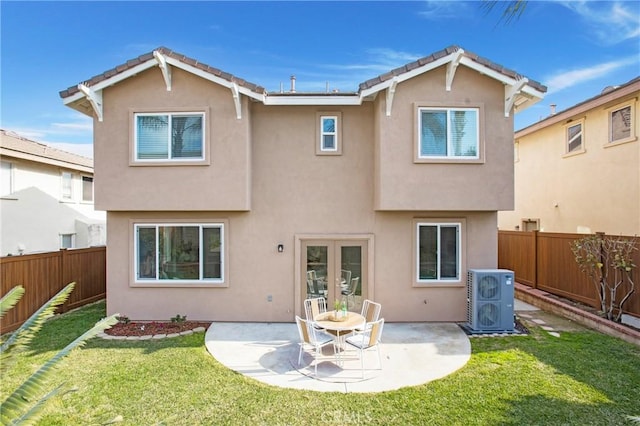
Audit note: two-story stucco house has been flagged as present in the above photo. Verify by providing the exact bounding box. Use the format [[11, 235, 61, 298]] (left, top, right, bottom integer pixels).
[[59, 46, 545, 322], [1, 129, 106, 256], [498, 77, 639, 235]]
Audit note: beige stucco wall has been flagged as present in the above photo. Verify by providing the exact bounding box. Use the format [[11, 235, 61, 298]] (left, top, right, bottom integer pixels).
[[95, 64, 512, 322], [94, 67, 251, 211], [376, 66, 515, 211], [498, 93, 639, 235]]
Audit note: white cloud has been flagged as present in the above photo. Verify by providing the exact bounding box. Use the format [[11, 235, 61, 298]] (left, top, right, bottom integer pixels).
[[418, 1, 473, 20], [545, 56, 638, 93], [558, 0, 640, 44]]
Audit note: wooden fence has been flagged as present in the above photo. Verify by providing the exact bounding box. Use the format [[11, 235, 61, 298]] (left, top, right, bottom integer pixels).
[[498, 231, 640, 317], [0, 246, 106, 334]]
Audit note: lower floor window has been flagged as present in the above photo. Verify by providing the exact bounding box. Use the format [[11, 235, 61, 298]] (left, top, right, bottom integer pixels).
[[60, 233, 75, 249], [417, 222, 460, 282], [135, 223, 223, 282]]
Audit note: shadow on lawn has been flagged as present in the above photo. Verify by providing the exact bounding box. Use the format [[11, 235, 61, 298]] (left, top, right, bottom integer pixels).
[[472, 327, 640, 421]]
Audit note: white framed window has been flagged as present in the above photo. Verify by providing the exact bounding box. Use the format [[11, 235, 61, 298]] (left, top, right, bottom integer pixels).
[[60, 233, 75, 249], [418, 107, 479, 159], [416, 222, 461, 283], [81, 176, 94, 202], [134, 223, 224, 283], [316, 112, 342, 155], [608, 104, 633, 144], [1, 161, 13, 196], [321, 116, 337, 151], [61, 172, 73, 200], [134, 112, 204, 161], [565, 120, 584, 154]]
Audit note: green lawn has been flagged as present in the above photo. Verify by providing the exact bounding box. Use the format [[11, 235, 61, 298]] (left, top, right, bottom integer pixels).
[[2, 301, 639, 425]]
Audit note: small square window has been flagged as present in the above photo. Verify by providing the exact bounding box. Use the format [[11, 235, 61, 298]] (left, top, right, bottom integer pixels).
[[60, 234, 75, 249]]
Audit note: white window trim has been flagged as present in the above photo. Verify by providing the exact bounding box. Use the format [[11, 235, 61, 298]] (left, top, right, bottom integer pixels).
[[61, 171, 74, 201], [414, 104, 484, 164], [606, 101, 636, 147], [81, 175, 94, 203], [315, 111, 342, 156], [60, 233, 76, 249], [133, 111, 206, 163], [132, 222, 226, 287], [414, 220, 463, 286], [563, 118, 586, 157]]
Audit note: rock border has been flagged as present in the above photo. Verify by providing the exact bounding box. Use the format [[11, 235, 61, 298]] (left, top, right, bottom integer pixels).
[[98, 326, 207, 341]]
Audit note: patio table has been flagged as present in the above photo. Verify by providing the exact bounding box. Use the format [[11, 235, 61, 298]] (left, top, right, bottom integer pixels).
[[314, 311, 365, 366]]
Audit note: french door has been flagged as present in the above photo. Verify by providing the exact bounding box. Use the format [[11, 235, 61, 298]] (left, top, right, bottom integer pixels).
[[302, 239, 367, 313]]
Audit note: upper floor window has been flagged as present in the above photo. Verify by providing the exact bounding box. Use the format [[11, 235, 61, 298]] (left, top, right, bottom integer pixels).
[[60, 233, 75, 249], [609, 105, 632, 144], [566, 122, 583, 154], [135, 113, 204, 161], [82, 176, 94, 202], [1, 161, 13, 196], [321, 116, 338, 151], [61, 172, 73, 200], [419, 107, 479, 159], [316, 112, 342, 155], [135, 223, 224, 283], [416, 222, 460, 283]]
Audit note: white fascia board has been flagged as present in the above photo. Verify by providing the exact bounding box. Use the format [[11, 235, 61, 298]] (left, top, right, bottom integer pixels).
[[263, 96, 362, 106], [63, 59, 158, 105], [0, 149, 93, 173], [163, 57, 266, 102], [359, 53, 456, 99]]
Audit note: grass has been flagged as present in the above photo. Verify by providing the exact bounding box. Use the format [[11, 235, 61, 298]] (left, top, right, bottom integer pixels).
[[2, 301, 639, 426]]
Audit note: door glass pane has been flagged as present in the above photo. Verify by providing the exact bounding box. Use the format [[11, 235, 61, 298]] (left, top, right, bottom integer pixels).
[[340, 246, 362, 311], [306, 246, 328, 299]]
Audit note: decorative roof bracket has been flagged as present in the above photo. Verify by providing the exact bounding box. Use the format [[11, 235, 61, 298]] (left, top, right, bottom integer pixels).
[[445, 49, 464, 91], [231, 83, 242, 119], [504, 77, 528, 117], [153, 50, 172, 91], [385, 77, 399, 117], [78, 84, 103, 122]]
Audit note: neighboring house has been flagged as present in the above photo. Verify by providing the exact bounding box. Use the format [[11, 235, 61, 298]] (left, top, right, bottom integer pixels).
[[498, 77, 639, 235], [59, 46, 545, 322], [0, 130, 106, 256]]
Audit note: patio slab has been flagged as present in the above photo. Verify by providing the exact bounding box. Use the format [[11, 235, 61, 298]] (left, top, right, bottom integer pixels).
[[204, 322, 471, 393]]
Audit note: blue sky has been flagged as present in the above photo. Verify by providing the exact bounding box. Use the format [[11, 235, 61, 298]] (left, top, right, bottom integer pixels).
[[1, 1, 639, 158]]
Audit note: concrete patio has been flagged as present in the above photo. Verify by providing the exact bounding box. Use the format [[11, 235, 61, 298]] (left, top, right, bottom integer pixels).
[[205, 321, 471, 393]]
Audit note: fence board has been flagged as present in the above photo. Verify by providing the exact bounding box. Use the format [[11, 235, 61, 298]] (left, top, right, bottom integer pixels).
[[0, 247, 106, 334], [498, 231, 639, 318]]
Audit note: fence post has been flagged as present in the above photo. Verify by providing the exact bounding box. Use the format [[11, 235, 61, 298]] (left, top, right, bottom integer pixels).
[[59, 248, 67, 313], [532, 230, 538, 289]]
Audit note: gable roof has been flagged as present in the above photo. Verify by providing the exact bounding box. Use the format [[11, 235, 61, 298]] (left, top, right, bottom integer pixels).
[[516, 76, 639, 137], [0, 129, 93, 173], [60, 45, 546, 120]]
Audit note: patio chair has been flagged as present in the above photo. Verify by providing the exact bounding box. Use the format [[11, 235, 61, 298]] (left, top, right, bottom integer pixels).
[[345, 317, 385, 378], [340, 269, 352, 290], [356, 299, 382, 333], [295, 316, 335, 376], [304, 297, 327, 323], [341, 276, 359, 309]]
